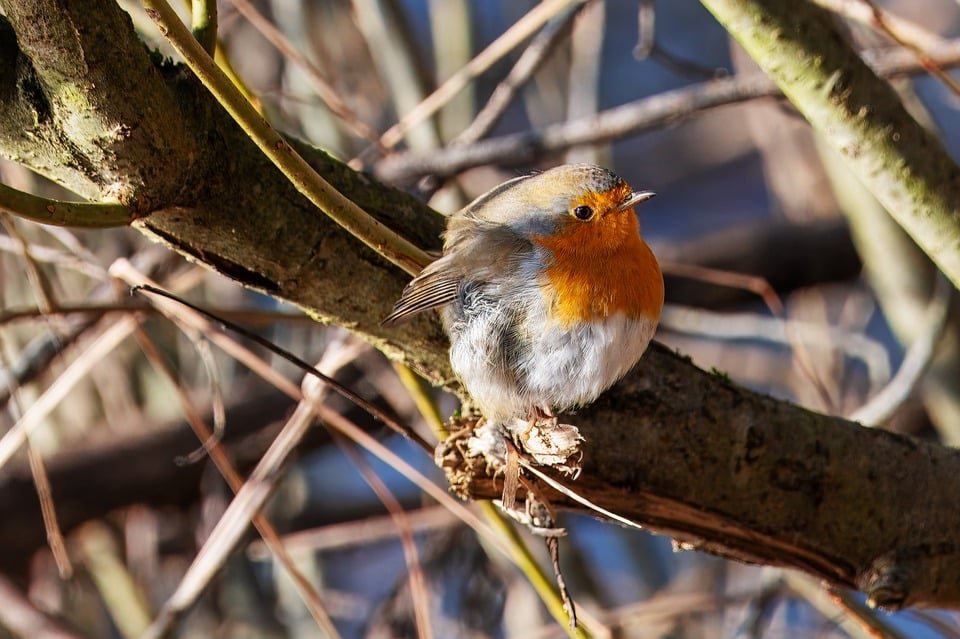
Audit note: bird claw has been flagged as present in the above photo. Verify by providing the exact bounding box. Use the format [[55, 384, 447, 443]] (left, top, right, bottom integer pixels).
[[457, 415, 585, 476], [496, 491, 566, 536], [464, 418, 508, 468], [510, 417, 584, 478], [433, 413, 584, 506]]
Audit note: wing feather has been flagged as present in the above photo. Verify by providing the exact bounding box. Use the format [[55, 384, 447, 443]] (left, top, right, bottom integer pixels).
[[383, 205, 532, 326], [382, 261, 462, 326]]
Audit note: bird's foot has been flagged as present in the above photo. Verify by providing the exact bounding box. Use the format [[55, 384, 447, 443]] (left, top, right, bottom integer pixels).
[[433, 412, 583, 508], [464, 418, 508, 468], [434, 416, 510, 499], [509, 415, 584, 478]]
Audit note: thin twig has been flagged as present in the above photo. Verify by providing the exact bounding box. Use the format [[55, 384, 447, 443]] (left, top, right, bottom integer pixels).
[[601, 588, 763, 633], [517, 458, 645, 532], [856, 0, 960, 97], [634, 0, 727, 79], [0, 181, 135, 228], [0, 233, 107, 279], [813, 0, 953, 49], [225, 0, 382, 144], [784, 572, 906, 639], [374, 38, 960, 183], [848, 274, 953, 425], [130, 283, 431, 451], [452, 5, 582, 146], [26, 446, 73, 577], [360, 0, 590, 158], [174, 337, 226, 464], [246, 506, 458, 559], [0, 215, 58, 316], [140, 0, 431, 275], [38, 224, 106, 272], [633, 0, 655, 59], [0, 303, 312, 327], [546, 536, 578, 631]]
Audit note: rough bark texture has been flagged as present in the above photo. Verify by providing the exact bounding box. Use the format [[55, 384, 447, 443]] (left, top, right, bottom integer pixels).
[[442, 342, 960, 610], [2, 0, 960, 611]]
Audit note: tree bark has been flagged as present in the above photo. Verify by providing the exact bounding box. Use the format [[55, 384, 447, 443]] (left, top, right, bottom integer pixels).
[[2, 0, 960, 611], [441, 342, 960, 610]]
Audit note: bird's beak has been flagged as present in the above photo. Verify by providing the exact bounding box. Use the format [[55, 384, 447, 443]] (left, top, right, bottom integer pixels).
[[615, 190, 656, 212]]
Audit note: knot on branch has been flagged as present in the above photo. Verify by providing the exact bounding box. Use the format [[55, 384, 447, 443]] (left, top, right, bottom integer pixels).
[[434, 417, 497, 501], [434, 414, 587, 504], [862, 554, 910, 610]]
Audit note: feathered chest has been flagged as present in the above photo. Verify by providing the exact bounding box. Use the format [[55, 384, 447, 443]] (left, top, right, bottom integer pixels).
[[531, 223, 664, 328]]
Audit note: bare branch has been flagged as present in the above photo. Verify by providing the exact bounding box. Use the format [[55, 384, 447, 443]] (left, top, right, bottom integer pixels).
[[439, 342, 960, 610], [373, 39, 960, 184], [701, 0, 960, 289]]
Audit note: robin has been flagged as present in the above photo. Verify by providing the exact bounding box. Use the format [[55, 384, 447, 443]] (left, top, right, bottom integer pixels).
[[385, 164, 663, 458]]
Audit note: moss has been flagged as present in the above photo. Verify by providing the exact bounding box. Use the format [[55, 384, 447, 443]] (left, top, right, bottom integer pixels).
[[147, 47, 176, 70], [710, 367, 732, 385]]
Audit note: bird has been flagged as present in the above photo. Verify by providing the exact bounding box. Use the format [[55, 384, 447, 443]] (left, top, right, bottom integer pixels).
[[384, 164, 663, 450]]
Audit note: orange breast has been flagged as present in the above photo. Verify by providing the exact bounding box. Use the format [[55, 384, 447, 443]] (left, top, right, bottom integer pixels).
[[533, 210, 663, 327]]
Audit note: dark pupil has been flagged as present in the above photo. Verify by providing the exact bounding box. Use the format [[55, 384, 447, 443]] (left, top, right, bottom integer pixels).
[[574, 205, 593, 220]]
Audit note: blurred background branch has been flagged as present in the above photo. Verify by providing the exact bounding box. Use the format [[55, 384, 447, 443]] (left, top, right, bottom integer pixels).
[[1, 0, 960, 637]]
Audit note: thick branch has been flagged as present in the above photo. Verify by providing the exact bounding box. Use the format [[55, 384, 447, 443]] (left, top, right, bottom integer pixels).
[[2, 0, 960, 611], [0, 0, 197, 209], [699, 0, 960, 290], [441, 343, 960, 611]]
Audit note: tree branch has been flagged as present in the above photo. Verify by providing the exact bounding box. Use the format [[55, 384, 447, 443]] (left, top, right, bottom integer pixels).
[[439, 342, 960, 611], [371, 38, 960, 184], [0, 0, 198, 208], [699, 0, 960, 290], [3, 0, 960, 611], [0, 181, 135, 227]]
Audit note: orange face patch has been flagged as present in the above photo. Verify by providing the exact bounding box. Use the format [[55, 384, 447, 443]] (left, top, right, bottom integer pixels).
[[532, 187, 663, 326]]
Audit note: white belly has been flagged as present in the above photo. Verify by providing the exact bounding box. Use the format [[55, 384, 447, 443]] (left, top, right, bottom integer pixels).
[[445, 296, 656, 422], [518, 307, 657, 412]]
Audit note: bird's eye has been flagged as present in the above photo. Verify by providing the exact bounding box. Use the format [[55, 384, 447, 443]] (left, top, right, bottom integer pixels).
[[573, 205, 594, 221]]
